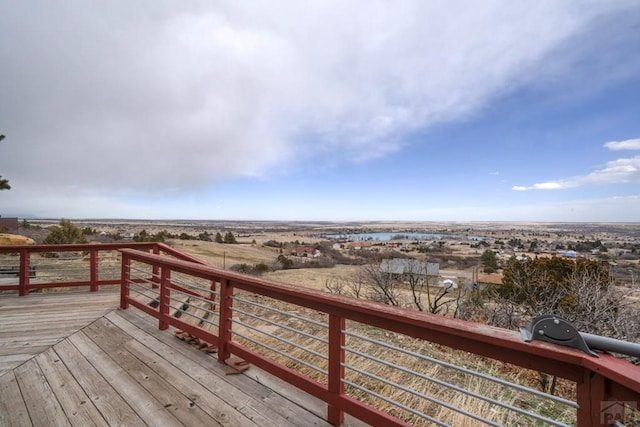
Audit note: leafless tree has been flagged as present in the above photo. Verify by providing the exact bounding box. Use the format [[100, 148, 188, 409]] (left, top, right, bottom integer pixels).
[[556, 268, 639, 339], [358, 261, 467, 316], [403, 261, 426, 311], [323, 274, 367, 300], [360, 263, 400, 306], [348, 274, 366, 299], [324, 278, 346, 295]]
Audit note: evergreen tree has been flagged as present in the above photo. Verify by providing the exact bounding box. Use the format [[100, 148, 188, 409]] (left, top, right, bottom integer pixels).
[[43, 219, 88, 244], [480, 249, 499, 273]]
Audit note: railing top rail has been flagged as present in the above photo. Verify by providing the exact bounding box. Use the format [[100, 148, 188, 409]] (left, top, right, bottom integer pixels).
[[0, 242, 158, 253], [119, 248, 640, 393], [154, 242, 209, 264], [0, 242, 208, 265]]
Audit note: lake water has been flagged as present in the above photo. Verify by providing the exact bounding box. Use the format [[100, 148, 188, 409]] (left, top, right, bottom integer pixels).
[[325, 232, 484, 241]]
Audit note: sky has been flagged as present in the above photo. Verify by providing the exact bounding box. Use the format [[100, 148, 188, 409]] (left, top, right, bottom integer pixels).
[[1, 1, 639, 223]]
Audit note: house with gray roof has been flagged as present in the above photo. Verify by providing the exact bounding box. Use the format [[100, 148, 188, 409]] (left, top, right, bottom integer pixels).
[[379, 258, 439, 283]]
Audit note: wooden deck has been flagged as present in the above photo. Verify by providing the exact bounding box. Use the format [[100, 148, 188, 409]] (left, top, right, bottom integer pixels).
[[0, 290, 364, 426]]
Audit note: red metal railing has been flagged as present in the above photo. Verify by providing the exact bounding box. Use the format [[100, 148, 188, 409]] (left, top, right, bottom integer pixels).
[[0, 242, 205, 295], [2, 242, 638, 425], [118, 248, 640, 427]]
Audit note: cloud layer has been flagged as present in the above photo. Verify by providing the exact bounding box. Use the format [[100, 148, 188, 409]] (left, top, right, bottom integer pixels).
[[2, 1, 634, 199]]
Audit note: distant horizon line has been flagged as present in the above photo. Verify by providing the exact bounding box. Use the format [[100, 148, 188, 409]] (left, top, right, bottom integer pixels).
[[5, 216, 639, 225]]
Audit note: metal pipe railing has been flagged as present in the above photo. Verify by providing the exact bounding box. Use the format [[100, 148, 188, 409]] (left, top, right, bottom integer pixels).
[[582, 332, 640, 359]]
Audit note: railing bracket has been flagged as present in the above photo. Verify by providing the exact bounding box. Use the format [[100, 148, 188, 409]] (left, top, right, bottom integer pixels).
[[520, 315, 598, 357]]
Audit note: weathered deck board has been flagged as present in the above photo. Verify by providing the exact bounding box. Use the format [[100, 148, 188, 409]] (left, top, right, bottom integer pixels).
[[52, 339, 146, 426], [116, 308, 366, 427], [82, 319, 224, 426], [14, 358, 71, 426], [0, 370, 31, 426], [0, 290, 359, 426], [108, 310, 321, 427], [0, 290, 120, 376], [35, 347, 109, 427], [68, 331, 191, 427]]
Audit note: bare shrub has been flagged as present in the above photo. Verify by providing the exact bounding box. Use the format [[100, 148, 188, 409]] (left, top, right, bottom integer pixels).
[[462, 257, 640, 342]]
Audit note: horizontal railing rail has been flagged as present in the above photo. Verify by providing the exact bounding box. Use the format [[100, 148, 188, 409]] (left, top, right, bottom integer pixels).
[[119, 248, 640, 427], [0, 242, 207, 295]]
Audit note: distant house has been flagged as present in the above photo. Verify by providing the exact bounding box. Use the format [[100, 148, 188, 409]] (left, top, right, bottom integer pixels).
[[474, 272, 503, 290], [291, 245, 320, 258], [0, 217, 19, 233], [559, 250, 577, 258], [346, 241, 374, 251], [379, 259, 440, 283]]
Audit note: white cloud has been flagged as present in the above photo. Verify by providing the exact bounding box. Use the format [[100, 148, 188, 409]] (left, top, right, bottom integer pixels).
[[513, 144, 640, 191], [604, 138, 640, 151], [581, 156, 640, 185], [534, 182, 573, 190], [1, 1, 633, 198]]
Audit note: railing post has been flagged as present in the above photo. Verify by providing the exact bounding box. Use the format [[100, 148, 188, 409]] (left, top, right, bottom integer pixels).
[[217, 279, 234, 364], [151, 244, 160, 289], [89, 249, 98, 292], [19, 248, 30, 296], [159, 267, 171, 330], [120, 254, 131, 309], [576, 368, 606, 426], [328, 314, 345, 426], [208, 280, 218, 312]]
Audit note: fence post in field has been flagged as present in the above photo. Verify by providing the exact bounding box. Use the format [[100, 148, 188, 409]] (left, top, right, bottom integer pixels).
[[19, 248, 30, 296], [159, 267, 171, 330], [328, 314, 346, 426]]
